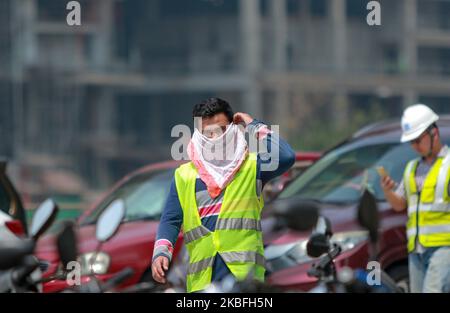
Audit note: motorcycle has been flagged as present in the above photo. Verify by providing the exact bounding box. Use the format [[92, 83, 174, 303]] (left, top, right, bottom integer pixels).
[[305, 188, 403, 293]]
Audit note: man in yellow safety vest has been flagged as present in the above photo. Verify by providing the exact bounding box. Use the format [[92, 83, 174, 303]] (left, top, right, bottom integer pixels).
[[380, 104, 450, 293], [151, 98, 295, 292]]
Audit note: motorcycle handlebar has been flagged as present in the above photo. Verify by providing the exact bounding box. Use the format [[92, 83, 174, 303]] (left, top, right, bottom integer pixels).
[[314, 245, 342, 269]]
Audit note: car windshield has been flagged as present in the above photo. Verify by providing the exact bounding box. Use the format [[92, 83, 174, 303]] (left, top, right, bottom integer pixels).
[[80, 169, 174, 225], [278, 139, 418, 204]]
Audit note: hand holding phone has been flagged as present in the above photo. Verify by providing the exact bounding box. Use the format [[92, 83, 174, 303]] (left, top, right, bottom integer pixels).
[[376, 166, 389, 178], [377, 166, 397, 191]]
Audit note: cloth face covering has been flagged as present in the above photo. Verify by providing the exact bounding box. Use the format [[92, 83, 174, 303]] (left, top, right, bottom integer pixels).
[[187, 123, 248, 198]]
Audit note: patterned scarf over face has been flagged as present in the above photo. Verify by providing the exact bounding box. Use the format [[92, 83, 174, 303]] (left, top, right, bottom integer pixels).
[[187, 123, 248, 198]]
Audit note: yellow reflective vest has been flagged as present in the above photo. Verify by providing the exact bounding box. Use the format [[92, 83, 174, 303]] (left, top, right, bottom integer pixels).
[[174, 153, 265, 293], [403, 152, 450, 252]]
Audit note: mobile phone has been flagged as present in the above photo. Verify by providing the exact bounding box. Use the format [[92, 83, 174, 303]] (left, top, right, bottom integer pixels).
[[376, 166, 389, 178]]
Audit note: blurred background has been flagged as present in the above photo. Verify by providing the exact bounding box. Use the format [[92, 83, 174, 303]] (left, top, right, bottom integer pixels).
[[0, 0, 450, 218]]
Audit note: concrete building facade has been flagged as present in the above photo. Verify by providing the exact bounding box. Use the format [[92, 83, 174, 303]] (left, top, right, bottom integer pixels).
[[1, 0, 450, 188]]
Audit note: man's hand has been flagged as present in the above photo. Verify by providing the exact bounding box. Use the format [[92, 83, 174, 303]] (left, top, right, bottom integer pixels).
[[152, 255, 169, 284], [233, 112, 254, 126], [380, 176, 407, 212], [380, 175, 396, 192]]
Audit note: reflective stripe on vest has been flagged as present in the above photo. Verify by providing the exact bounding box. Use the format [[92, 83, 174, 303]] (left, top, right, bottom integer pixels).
[[408, 224, 450, 237], [183, 219, 262, 244], [184, 226, 211, 245], [186, 251, 266, 276], [215, 218, 262, 231], [187, 257, 215, 275], [220, 251, 266, 267], [404, 153, 450, 252]]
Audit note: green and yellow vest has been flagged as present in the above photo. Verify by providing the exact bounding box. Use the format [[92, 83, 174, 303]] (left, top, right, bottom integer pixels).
[[404, 153, 450, 252], [174, 152, 265, 293]]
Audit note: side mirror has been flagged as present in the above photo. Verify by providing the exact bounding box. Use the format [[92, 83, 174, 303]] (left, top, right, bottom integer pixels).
[[96, 199, 125, 243], [271, 197, 320, 232], [306, 233, 330, 257], [56, 220, 78, 270], [313, 216, 333, 237], [30, 199, 59, 240], [357, 189, 379, 243], [306, 216, 333, 257]]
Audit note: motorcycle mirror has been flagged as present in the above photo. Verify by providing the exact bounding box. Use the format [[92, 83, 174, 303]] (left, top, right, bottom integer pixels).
[[306, 216, 333, 258], [271, 197, 319, 232], [30, 199, 59, 240], [306, 233, 331, 258], [96, 199, 125, 243], [56, 220, 78, 270], [313, 216, 333, 237], [357, 189, 379, 243]]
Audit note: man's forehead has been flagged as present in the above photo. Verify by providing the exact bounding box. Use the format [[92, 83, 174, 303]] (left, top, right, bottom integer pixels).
[[203, 121, 229, 128], [204, 114, 229, 122], [195, 115, 230, 129]]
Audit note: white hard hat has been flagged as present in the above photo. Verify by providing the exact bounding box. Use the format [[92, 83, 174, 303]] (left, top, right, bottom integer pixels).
[[401, 104, 439, 143]]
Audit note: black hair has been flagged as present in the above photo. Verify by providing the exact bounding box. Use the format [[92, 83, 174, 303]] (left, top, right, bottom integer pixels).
[[429, 123, 439, 136], [192, 98, 234, 123], [426, 123, 438, 133]]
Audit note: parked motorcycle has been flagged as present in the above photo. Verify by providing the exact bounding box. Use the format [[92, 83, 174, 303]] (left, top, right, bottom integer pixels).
[[306, 189, 403, 293]]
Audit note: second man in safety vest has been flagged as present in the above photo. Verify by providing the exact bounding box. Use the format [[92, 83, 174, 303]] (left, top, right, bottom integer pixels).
[[381, 104, 450, 293]]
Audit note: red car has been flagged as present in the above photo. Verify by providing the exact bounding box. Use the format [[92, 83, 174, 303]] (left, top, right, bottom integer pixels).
[[263, 116, 450, 292]]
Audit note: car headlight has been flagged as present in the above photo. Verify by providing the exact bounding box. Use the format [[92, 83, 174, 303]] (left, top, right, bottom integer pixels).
[[79, 252, 111, 275], [265, 231, 368, 272]]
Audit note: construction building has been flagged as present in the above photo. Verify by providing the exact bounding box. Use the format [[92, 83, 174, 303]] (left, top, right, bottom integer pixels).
[[0, 0, 449, 192]]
